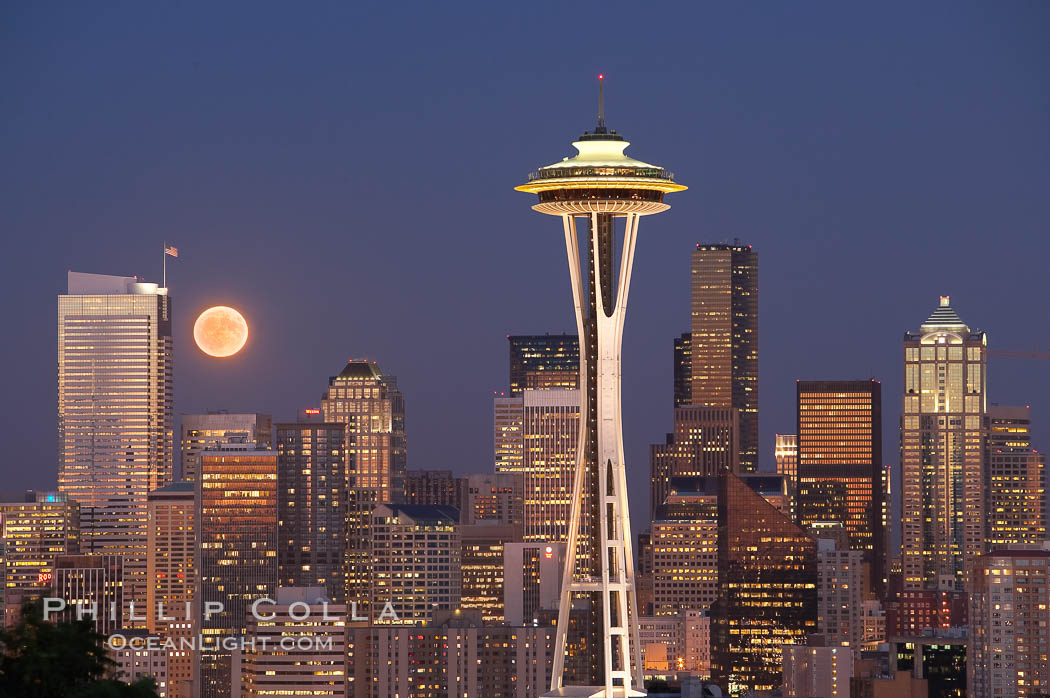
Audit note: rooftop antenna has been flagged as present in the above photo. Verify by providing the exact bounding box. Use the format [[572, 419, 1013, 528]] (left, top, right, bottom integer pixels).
[[596, 73, 606, 132]]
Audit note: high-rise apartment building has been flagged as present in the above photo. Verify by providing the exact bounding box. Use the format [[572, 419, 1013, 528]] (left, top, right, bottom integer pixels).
[[370, 504, 460, 625], [243, 587, 348, 698], [815, 537, 865, 648], [494, 389, 580, 542], [711, 471, 817, 695], [985, 405, 1046, 547], [673, 332, 692, 408], [276, 422, 347, 603], [797, 379, 884, 595], [58, 271, 173, 616], [508, 334, 580, 395], [146, 482, 196, 698], [650, 478, 719, 616], [0, 492, 80, 621], [968, 545, 1050, 698], [649, 406, 738, 517], [690, 244, 758, 471], [180, 412, 272, 481], [321, 360, 405, 614], [901, 296, 987, 591], [198, 448, 278, 698]]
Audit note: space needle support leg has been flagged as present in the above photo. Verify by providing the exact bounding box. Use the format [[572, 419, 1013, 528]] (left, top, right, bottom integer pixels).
[[615, 212, 645, 690], [549, 213, 589, 692]]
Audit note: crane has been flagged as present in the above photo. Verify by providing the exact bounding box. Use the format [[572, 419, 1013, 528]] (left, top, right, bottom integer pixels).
[[982, 348, 1050, 361]]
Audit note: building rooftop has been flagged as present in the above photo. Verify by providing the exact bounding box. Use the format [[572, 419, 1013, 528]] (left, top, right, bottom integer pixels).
[[150, 482, 195, 494], [335, 360, 383, 380], [375, 504, 460, 525], [919, 295, 969, 332], [66, 271, 167, 296]]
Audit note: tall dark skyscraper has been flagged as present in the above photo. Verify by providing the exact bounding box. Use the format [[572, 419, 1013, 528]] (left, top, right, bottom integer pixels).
[[321, 360, 405, 610], [198, 448, 278, 698], [275, 422, 348, 602], [796, 379, 884, 595], [507, 334, 580, 395], [690, 244, 758, 471], [711, 471, 817, 695], [673, 332, 691, 407]]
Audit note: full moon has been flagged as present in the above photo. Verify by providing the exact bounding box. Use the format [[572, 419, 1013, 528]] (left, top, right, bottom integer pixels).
[[194, 306, 249, 358]]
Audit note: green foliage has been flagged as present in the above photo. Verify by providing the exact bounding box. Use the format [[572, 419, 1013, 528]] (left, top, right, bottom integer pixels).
[[0, 600, 159, 698]]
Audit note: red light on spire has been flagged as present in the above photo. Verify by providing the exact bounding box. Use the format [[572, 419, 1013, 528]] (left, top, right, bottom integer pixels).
[[598, 73, 604, 80]]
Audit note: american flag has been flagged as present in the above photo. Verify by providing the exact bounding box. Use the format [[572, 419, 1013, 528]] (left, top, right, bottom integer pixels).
[[164, 245, 178, 258]]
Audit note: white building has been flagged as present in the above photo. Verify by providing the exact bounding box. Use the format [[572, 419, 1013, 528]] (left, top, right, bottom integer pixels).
[[243, 587, 347, 697], [502, 541, 564, 625], [58, 271, 174, 619]]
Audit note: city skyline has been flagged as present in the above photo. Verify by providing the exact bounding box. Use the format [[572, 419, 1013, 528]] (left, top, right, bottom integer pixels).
[[3, 5, 1049, 542]]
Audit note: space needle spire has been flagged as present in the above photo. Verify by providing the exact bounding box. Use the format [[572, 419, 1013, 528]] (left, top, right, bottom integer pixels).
[[516, 76, 686, 698]]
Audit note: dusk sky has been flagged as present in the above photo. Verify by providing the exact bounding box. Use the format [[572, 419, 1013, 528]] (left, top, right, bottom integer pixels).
[[3, 2, 1048, 530]]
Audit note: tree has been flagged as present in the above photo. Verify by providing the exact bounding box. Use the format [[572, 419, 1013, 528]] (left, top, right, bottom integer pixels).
[[0, 600, 159, 698]]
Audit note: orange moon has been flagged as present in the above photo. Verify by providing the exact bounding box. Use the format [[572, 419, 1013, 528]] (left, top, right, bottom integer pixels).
[[193, 306, 249, 358]]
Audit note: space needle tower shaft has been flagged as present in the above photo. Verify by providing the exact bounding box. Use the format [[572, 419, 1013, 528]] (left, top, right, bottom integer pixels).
[[516, 76, 686, 698]]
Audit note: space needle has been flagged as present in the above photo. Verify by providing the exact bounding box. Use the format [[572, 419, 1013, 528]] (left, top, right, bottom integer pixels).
[[516, 76, 685, 698]]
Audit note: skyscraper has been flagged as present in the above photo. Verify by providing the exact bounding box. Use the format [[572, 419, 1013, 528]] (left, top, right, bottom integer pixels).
[[494, 389, 580, 542], [320, 360, 405, 613], [370, 504, 460, 625], [516, 81, 685, 694], [198, 448, 278, 698], [968, 545, 1050, 698], [649, 406, 739, 518], [985, 405, 1047, 547], [901, 296, 987, 591], [58, 271, 173, 616], [673, 332, 691, 408], [276, 422, 347, 603], [146, 482, 196, 698], [690, 244, 758, 472], [650, 479, 718, 616], [0, 492, 79, 622], [797, 379, 884, 595], [710, 471, 818, 695], [508, 334, 580, 395], [180, 412, 272, 481], [494, 395, 525, 473]]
